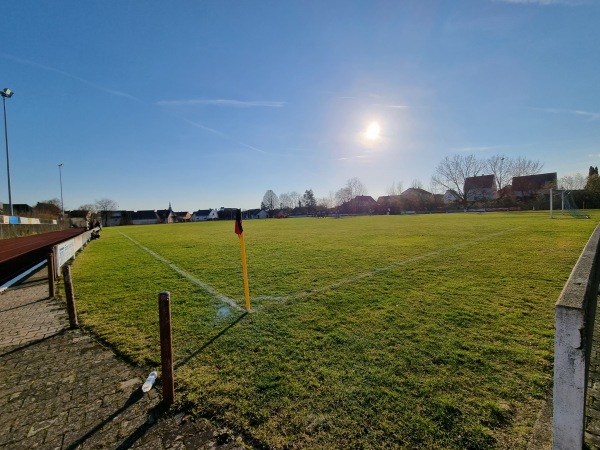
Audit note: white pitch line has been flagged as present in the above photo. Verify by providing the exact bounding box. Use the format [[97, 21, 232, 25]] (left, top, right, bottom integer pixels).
[[253, 226, 522, 303], [119, 231, 244, 312], [120, 226, 521, 308]]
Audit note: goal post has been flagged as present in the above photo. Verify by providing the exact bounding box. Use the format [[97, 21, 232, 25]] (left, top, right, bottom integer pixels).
[[550, 188, 589, 219]]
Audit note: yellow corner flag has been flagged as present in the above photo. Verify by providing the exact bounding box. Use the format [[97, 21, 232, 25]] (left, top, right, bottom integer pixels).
[[235, 209, 251, 312]]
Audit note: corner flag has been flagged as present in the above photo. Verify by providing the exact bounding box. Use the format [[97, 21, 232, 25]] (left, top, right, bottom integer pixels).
[[235, 209, 251, 312], [235, 209, 244, 236]]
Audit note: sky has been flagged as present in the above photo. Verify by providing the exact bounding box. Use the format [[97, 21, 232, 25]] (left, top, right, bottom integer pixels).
[[1, 0, 599, 212]]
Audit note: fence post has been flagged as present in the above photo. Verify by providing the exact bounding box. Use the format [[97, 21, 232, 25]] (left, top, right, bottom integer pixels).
[[159, 291, 175, 407], [62, 265, 78, 328], [47, 252, 55, 297], [554, 223, 600, 449]]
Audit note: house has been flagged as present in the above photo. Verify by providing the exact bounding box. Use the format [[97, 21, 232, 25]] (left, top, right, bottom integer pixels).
[[217, 208, 238, 220], [106, 210, 126, 227], [175, 211, 191, 222], [246, 209, 268, 219], [131, 210, 160, 225], [400, 188, 433, 201], [157, 204, 176, 224], [442, 190, 461, 205], [68, 209, 92, 228], [512, 173, 557, 198], [192, 209, 219, 221], [339, 196, 377, 214], [463, 175, 497, 201], [399, 188, 434, 210], [376, 195, 402, 214], [12, 204, 33, 215]]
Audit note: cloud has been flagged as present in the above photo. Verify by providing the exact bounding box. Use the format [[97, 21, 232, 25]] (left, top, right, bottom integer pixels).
[[157, 99, 285, 108], [372, 104, 408, 109], [338, 154, 370, 161], [182, 118, 267, 155], [537, 107, 600, 121], [494, 0, 587, 5], [573, 110, 600, 121], [0, 52, 141, 102]]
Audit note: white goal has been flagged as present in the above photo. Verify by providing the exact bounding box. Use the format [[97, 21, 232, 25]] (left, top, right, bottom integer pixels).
[[550, 188, 589, 219]]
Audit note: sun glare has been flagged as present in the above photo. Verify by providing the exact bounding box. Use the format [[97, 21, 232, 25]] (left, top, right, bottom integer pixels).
[[365, 122, 380, 140]]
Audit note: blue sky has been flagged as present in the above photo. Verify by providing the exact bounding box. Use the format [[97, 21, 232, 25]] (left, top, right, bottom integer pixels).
[[1, 0, 599, 212]]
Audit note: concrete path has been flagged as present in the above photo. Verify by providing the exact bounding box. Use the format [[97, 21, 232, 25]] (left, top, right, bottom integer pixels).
[[0, 276, 247, 450], [586, 294, 600, 449]]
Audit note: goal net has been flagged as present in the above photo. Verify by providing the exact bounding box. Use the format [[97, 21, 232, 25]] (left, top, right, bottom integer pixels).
[[551, 189, 589, 219]]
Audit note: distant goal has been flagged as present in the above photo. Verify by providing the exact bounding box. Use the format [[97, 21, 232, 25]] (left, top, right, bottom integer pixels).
[[550, 188, 589, 219]]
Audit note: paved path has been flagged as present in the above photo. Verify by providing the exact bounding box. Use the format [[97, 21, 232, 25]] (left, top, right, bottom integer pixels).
[[586, 294, 600, 449], [0, 276, 247, 450]]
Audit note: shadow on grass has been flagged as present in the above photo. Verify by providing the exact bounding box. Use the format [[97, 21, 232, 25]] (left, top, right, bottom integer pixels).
[[174, 312, 248, 370]]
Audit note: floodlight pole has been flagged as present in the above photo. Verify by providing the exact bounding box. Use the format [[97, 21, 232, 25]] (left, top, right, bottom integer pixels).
[[1, 88, 14, 216], [58, 163, 64, 217]]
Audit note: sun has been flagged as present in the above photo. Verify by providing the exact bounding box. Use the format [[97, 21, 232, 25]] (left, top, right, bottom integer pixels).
[[365, 122, 380, 140]]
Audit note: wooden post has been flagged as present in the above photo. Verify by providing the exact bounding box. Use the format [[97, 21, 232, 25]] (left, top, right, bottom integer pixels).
[[62, 265, 78, 328], [47, 252, 55, 297], [158, 291, 175, 407]]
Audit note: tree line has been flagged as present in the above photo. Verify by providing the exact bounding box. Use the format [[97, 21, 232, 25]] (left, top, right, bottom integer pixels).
[[261, 177, 369, 214], [260, 154, 600, 214]]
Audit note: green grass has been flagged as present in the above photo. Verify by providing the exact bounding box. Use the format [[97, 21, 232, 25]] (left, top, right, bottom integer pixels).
[[67, 212, 600, 449]]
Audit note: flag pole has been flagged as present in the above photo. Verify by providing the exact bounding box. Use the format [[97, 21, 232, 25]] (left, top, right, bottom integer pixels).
[[235, 209, 251, 312], [239, 232, 251, 312]]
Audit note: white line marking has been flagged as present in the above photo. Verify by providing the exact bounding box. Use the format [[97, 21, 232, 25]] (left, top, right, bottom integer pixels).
[[119, 231, 245, 312], [120, 226, 521, 308], [253, 227, 521, 303]]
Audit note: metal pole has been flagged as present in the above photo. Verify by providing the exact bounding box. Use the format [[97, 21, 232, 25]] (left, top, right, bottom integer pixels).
[[2, 96, 13, 216], [58, 163, 64, 217]]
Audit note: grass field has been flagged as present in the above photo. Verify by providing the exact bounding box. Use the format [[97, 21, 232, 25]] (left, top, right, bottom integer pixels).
[[67, 212, 599, 449]]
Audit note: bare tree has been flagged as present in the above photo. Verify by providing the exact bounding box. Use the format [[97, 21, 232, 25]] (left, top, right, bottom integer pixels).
[[335, 186, 352, 205], [95, 198, 118, 227], [574, 173, 588, 190], [411, 179, 424, 190], [288, 191, 302, 209], [279, 193, 292, 210], [428, 177, 443, 195], [78, 203, 98, 214], [346, 177, 367, 198], [386, 181, 403, 196], [432, 154, 485, 201], [35, 199, 61, 218], [510, 156, 544, 178], [318, 196, 332, 211], [560, 173, 587, 190], [485, 155, 512, 192], [261, 190, 279, 212]]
